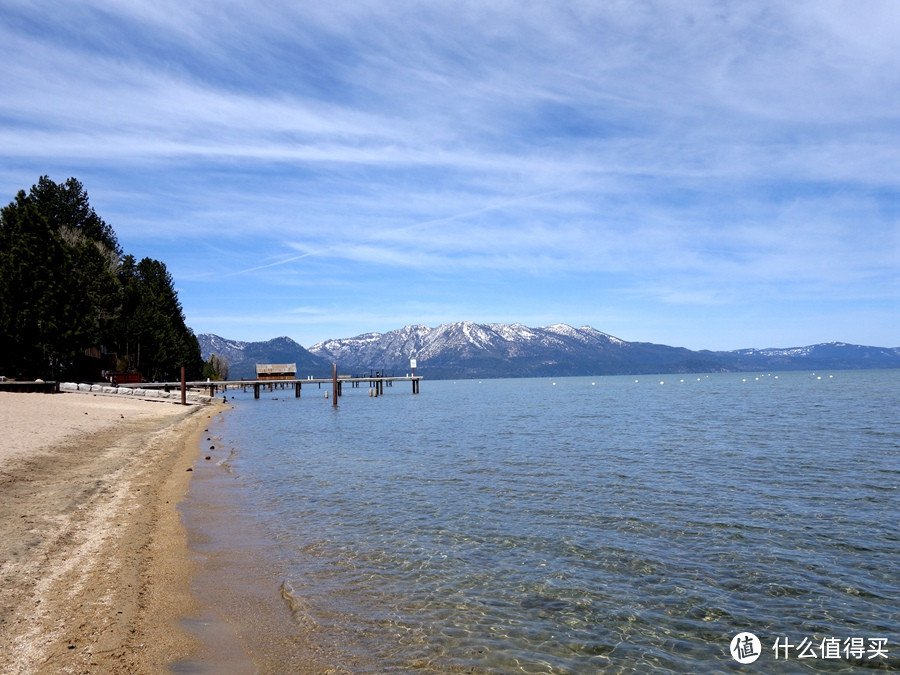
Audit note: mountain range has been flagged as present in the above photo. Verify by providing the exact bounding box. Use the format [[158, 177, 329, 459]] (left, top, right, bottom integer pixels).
[[197, 322, 900, 380]]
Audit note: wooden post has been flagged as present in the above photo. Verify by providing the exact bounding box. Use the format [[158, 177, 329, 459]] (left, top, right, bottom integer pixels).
[[254, 383, 260, 399], [332, 363, 338, 407], [180, 366, 186, 405], [295, 382, 301, 398]]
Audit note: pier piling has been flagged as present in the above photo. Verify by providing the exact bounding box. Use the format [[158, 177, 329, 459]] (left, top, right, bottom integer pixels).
[[332, 364, 338, 407]]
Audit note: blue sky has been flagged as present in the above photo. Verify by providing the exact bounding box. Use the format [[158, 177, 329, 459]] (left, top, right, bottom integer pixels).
[[2, 1, 898, 350]]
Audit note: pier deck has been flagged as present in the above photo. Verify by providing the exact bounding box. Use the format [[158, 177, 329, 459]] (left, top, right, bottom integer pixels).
[[121, 373, 422, 401]]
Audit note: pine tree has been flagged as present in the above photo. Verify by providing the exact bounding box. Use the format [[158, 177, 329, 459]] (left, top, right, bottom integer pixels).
[[1, 177, 202, 381], [29, 176, 120, 255], [114, 256, 203, 381], [203, 354, 230, 380], [0, 192, 74, 377]]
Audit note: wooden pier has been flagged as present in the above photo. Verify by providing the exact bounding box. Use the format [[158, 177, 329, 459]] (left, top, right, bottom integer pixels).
[[120, 365, 421, 406]]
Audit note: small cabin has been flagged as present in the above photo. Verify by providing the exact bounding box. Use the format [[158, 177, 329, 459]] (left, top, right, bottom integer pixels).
[[255, 363, 296, 380]]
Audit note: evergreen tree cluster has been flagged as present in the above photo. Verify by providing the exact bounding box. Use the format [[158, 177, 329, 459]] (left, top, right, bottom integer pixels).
[[203, 353, 230, 381], [0, 176, 203, 381]]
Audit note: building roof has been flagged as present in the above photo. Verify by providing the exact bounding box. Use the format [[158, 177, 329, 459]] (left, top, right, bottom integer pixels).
[[255, 363, 297, 375]]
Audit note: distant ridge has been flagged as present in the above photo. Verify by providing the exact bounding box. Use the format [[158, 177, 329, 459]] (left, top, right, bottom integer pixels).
[[197, 334, 330, 379], [198, 323, 900, 380]]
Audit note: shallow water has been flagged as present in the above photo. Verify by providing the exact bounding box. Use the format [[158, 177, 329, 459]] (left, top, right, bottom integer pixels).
[[183, 371, 900, 672]]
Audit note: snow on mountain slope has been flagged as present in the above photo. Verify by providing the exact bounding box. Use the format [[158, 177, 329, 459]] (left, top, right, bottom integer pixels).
[[308, 322, 633, 369], [204, 327, 899, 380]]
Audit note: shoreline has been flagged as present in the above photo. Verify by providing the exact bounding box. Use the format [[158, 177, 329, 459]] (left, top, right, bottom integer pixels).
[[0, 391, 224, 673]]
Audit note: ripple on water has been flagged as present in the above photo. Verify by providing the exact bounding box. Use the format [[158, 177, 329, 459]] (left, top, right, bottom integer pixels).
[[208, 372, 900, 671]]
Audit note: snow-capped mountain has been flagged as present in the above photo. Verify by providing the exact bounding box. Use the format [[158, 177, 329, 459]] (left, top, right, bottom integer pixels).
[[311, 322, 614, 363], [200, 324, 900, 380], [197, 334, 251, 364], [309, 322, 727, 378], [730, 342, 900, 369]]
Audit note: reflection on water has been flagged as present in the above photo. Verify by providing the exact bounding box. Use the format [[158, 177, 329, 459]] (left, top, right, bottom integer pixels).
[[186, 371, 900, 672]]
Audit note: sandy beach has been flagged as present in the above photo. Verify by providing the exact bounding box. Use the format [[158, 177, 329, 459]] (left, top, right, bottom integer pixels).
[[0, 390, 222, 673]]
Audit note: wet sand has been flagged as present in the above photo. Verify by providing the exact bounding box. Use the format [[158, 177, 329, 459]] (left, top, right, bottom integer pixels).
[[0, 390, 222, 673], [177, 447, 349, 674]]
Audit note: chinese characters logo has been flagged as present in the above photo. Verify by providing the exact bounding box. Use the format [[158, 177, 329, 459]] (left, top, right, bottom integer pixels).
[[730, 632, 761, 664], [730, 633, 890, 665]]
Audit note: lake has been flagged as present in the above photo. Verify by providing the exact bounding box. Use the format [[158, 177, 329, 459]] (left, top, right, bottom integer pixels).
[[180, 370, 899, 672]]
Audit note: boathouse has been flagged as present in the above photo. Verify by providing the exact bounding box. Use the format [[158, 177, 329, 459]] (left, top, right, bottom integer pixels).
[[255, 363, 296, 381]]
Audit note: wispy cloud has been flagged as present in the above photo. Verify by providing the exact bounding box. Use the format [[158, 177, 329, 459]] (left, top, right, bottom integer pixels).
[[1, 0, 897, 349]]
